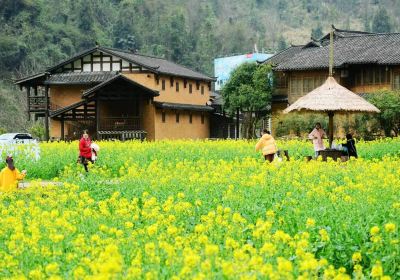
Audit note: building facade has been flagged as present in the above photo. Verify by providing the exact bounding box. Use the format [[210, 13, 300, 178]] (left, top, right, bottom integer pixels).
[[15, 46, 215, 141], [263, 27, 400, 133]]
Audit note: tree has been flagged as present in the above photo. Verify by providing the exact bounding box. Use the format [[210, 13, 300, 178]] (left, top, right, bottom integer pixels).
[[277, 35, 288, 51], [364, 90, 400, 137], [222, 63, 273, 139], [372, 7, 392, 33]]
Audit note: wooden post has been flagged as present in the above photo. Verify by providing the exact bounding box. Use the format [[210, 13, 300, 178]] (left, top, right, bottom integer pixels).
[[44, 85, 50, 141], [61, 116, 65, 141], [236, 108, 240, 140], [96, 98, 100, 140], [328, 111, 334, 148], [329, 26, 334, 77], [26, 87, 31, 121]]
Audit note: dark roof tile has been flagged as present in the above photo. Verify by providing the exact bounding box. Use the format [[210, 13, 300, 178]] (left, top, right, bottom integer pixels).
[[154, 101, 214, 112], [272, 31, 400, 71], [44, 71, 118, 85], [100, 47, 214, 81]]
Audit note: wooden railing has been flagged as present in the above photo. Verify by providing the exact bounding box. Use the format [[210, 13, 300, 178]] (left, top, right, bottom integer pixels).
[[29, 96, 48, 111], [29, 96, 61, 112], [97, 130, 147, 141], [99, 117, 141, 131]]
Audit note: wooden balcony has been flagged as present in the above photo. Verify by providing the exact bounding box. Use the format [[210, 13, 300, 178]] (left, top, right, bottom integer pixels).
[[28, 96, 48, 112], [99, 117, 141, 131], [97, 130, 147, 141]]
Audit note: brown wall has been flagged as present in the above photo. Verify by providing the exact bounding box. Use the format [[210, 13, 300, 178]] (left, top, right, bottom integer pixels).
[[49, 85, 89, 139], [123, 73, 210, 105], [50, 85, 88, 107], [141, 97, 156, 140], [48, 74, 211, 140], [50, 119, 61, 139], [154, 109, 209, 140]]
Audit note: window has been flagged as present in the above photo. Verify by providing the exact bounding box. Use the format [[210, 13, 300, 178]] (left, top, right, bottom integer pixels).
[[314, 76, 326, 88], [394, 73, 400, 89], [290, 77, 302, 96], [201, 85, 204, 95], [162, 112, 166, 123], [170, 77, 174, 87], [162, 80, 166, 90], [189, 113, 193, 123], [189, 84, 193, 94], [303, 77, 314, 94], [356, 67, 390, 86], [196, 81, 200, 90], [176, 82, 179, 92], [275, 73, 288, 88], [176, 113, 180, 123], [201, 114, 205, 124]]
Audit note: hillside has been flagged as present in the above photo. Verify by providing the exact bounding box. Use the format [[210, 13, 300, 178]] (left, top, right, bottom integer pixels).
[[0, 0, 399, 132]]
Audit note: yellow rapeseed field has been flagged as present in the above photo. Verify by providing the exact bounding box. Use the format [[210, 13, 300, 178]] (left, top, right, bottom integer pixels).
[[0, 138, 399, 279]]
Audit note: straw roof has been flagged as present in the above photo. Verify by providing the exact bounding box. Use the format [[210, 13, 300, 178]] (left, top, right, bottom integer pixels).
[[283, 77, 380, 114]]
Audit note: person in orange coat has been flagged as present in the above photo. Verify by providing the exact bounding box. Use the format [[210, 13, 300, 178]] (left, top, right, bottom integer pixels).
[[255, 129, 278, 163], [0, 156, 26, 192]]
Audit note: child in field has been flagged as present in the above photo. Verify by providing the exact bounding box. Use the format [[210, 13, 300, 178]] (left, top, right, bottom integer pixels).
[[342, 133, 358, 158], [91, 143, 100, 162], [0, 156, 27, 192]]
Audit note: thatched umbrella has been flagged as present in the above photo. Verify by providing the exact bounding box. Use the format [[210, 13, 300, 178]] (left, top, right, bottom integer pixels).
[[283, 27, 380, 148], [283, 76, 380, 147]]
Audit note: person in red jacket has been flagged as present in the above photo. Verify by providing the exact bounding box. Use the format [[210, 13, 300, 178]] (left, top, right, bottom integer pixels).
[[79, 130, 93, 172]]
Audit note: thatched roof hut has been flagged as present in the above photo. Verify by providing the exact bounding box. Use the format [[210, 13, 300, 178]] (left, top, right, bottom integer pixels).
[[284, 76, 380, 147]]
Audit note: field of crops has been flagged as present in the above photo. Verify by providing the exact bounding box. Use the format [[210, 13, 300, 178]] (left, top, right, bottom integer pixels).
[[0, 138, 399, 279]]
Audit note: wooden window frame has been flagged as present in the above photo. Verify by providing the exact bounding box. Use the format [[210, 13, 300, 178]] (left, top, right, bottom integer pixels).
[[176, 82, 179, 92], [176, 112, 180, 123], [201, 114, 205, 124], [201, 85, 204, 95], [393, 72, 400, 90], [162, 112, 166, 123], [162, 80, 166, 91], [189, 113, 193, 124], [189, 84, 193, 94]]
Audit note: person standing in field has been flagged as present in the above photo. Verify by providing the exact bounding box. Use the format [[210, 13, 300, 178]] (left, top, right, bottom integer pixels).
[[0, 156, 26, 192], [255, 129, 278, 163], [308, 122, 326, 158], [79, 130, 93, 172]]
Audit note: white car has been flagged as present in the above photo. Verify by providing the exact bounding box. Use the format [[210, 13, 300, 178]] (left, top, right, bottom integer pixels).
[[0, 133, 37, 144]]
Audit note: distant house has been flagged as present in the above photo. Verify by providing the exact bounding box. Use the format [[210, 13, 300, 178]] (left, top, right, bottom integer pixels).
[[214, 53, 272, 91], [15, 46, 215, 141], [263, 27, 400, 132]]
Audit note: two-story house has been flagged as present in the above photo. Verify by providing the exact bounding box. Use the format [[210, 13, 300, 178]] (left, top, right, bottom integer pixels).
[[15, 46, 215, 141], [264, 27, 400, 132]]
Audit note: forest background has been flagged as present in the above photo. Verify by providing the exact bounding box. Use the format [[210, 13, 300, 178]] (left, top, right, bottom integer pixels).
[[0, 0, 397, 133]]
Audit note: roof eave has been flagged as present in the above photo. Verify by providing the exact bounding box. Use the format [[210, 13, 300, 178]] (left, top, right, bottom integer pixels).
[[82, 74, 159, 98]]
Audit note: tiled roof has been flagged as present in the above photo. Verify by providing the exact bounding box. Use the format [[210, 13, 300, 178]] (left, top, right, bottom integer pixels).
[[16, 46, 214, 85], [261, 45, 304, 66], [271, 29, 400, 71], [82, 74, 159, 98], [154, 101, 214, 112], [210, 91, 224, 106], [99, 47, 214, 81], [44, 71, 118, 85]]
